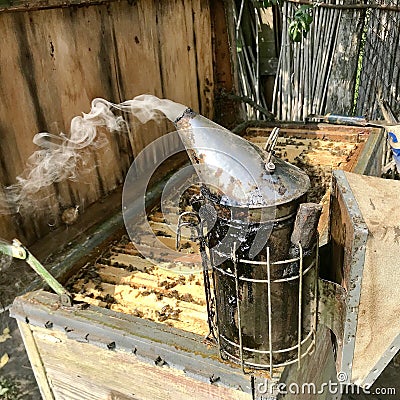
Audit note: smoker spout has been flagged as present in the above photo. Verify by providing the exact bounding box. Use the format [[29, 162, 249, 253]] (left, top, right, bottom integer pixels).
[[174, 109, 310, 208]]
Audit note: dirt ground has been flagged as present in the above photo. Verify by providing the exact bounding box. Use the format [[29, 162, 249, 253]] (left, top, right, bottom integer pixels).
[[0, 310, 40, 399]]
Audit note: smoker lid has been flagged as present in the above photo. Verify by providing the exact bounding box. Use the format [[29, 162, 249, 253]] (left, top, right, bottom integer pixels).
[[174, 109, 310, 208]]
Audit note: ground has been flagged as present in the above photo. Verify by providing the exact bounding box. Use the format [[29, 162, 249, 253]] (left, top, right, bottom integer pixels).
[[0, 312, 40, 399]]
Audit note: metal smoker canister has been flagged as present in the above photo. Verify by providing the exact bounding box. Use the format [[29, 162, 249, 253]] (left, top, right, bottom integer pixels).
[[175, 110, 314, 368]]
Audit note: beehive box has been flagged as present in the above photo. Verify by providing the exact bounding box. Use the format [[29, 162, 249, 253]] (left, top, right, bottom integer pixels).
[[10, 123, 384, 400]]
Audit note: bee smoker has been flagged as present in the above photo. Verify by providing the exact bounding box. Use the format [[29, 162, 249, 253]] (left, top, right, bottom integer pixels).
[[175, 110, 320, 373]]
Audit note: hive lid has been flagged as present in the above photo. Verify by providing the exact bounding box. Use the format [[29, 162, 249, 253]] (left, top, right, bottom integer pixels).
[[174, 109, 310, 208], [330, 170, 400, 387]]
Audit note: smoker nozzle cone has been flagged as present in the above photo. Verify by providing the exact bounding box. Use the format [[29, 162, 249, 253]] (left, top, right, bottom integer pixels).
[[174, 109, 310, 208]]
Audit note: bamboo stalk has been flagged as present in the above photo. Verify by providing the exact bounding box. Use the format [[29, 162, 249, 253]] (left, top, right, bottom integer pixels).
[[355, 20, 370, 114], [321, 9, 342, 114], [272, 16, 282, 117], [272, 47, 282, 117], [281, 1, 290, 120], [314, 10, 332, 114], [316, 9, 337, 113], [360, 9, 380, 117], [320, 9, 334, 112], [299, 39, 306, 120], [381, 10, 399, 120], [310, 9, 317, 111], [291, 40, 298, 120], [255, 7, 261, 119], [311, 5, 321, 99], [297, 38, 303, 120], [287, 2, 296, 120], [303, 36, 308, 119], [233, 1, 254, 119], [305, 21, 312, 117], [294, 40, 300, 120], [391, 22, 400, 116], [370, 9, 386, 119], [312, 8, 328, 108], [223, 93, 274, 119], [387, 13, 400, 113]]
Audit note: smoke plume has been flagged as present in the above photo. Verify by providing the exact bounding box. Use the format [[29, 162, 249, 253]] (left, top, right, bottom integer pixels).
[[0, 95, 187, 213]]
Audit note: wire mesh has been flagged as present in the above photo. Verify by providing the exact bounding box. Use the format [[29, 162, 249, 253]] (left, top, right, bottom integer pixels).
[[207, 241, 318, 373]]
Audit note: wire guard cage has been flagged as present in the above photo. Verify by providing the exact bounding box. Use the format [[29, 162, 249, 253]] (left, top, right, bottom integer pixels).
[[206, 239, 319, 376]]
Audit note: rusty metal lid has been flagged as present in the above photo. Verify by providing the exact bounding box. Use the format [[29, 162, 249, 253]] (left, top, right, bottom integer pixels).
[[174, 109, 310, 208]]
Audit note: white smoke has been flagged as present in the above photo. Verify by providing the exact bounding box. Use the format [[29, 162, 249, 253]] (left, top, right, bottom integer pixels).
[[0, 95, 187, 214], [109, 94, 187, 124]]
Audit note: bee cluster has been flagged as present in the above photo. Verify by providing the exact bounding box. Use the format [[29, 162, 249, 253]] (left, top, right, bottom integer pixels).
[[66, 207, 208, 336]]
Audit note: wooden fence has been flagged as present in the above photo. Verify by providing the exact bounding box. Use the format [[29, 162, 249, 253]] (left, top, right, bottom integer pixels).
[[0, 0, 218, 245]]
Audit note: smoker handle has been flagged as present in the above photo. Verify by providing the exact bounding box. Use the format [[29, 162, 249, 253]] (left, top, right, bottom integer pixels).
[[264, 127, 280, 172], [176, 211, 203, 250]]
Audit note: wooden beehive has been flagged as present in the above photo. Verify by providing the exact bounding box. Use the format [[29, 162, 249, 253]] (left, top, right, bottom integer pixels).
[[10, 122, 385, 400]]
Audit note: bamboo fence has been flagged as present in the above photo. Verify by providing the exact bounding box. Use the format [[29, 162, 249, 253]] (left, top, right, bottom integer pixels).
[[274, 0, 400, 121]]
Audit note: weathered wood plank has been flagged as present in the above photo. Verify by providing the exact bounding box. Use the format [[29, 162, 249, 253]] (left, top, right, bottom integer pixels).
[[156, 0, 200, 112], [30, 325, 250, 400], [107, 0, 166, 155], [209, 0, 242, 128], [192, 0, 214, 118], [11, 290, 256, 399], [17, 321, 55, 400], [0, 167, 17, 240], [0, 0, 216, 245], [0, 12, 56, 241], [0, 0, 118, 13], [342, 172, 400, 386]]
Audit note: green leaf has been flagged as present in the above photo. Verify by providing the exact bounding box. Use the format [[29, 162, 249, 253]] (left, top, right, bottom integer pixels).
[[304, 14, 313, 25], [298, 4, 312, 12], [289, 5, 314, 42], [292, 30, 302, 42]]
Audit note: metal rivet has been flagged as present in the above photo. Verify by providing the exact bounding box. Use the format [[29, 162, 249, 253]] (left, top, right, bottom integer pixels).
[[44, 321, 53, 329], [154, 356, 166, 366], [265, 162, 276, 172], [209, 374, 220, 384], [107, 341, 116, 350]]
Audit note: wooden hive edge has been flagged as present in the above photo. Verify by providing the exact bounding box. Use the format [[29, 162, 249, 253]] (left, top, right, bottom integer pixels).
[[10, 290, 270, 396]]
